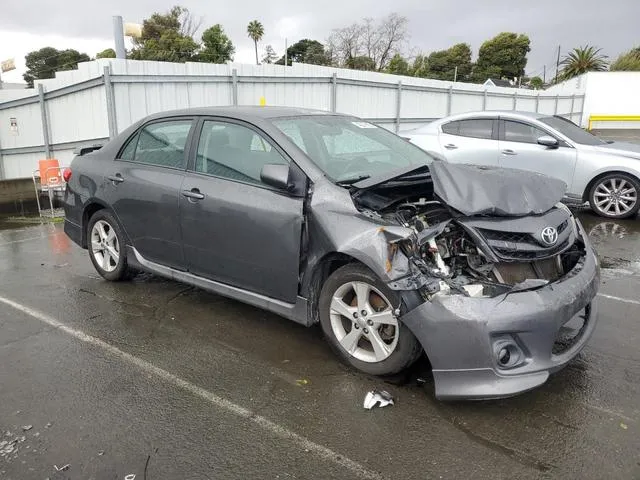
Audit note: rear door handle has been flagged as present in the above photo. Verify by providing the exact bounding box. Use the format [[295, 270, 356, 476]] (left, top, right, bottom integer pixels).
[[444, 144, 458, 150], [501, 149, 517, 155], [182, 188, 205, 201], [107, 174, 124, 184]]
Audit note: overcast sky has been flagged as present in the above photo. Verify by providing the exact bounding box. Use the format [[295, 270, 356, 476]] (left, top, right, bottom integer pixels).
[[1, 0, 638, 84]]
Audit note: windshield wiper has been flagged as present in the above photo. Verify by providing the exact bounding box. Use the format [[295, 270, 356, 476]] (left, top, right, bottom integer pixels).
[[336, 174, 371, 186]]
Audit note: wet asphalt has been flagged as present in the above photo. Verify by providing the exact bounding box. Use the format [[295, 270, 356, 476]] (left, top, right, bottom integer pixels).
[[0, 211, 638, 480], [2, 127, 640, 480]]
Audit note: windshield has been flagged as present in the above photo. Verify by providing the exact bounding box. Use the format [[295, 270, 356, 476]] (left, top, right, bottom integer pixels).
[[272, 116, 433, 183], [539, 116, 606, 146]]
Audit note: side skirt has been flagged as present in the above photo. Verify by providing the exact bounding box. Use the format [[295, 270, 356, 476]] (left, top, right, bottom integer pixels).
[[126, 246, 311, 326]]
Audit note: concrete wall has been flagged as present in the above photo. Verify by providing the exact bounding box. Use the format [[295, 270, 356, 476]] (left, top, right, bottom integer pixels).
[[0, 59, 586, 180], [0, 178, 38, 215]]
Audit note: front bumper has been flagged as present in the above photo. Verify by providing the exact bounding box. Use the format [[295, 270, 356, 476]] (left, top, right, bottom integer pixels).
[[401, 231, 600, 400]]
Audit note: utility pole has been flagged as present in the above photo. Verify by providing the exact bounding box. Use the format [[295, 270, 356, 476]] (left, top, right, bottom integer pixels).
[[284, 38, 288, 67], [554, 45, 561, 83], [543, 65, 546, 84], [453, 66, 458, 82], [113, 16, 126, 59]]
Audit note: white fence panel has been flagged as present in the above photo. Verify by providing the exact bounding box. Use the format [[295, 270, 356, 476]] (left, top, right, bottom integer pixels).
[[47, 86, 109, 144], [2, 152, 44, 179], [538, 98, 557, 115], [450, 92, 485, 114], [486, 95, 514, 110], [0, 102, 43, 149], [336, 84, 397, 118], [557, 98, 573, 115], [238, 82, 330, 110], [515, 96, 537, 112], [400, 90, 448, 118]]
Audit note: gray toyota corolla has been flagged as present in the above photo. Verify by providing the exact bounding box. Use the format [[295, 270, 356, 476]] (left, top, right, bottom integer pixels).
[[63, 106, 600, 400]]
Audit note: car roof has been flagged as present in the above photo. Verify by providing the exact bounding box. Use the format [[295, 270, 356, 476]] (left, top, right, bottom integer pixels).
[[437, 110, 547, 123], [144, 106, 337, 122]]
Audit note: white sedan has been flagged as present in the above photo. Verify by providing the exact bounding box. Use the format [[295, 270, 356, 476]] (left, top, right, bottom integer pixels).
[[405, 111, 640, 219]]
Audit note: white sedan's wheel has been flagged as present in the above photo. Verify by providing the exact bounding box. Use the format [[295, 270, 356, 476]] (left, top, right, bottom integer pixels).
[[589, 174, 640, 219], [329, 281, 399, 363]]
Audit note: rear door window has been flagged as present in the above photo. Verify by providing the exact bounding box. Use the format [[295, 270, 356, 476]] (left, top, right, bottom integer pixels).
[[118, 120, 193, 169]]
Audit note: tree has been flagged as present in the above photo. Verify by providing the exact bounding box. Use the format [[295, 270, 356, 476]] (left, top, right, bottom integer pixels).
[[199, 24, 235, 63], [610, 47, 640, 71], [410, 54, 429, 77], [558, 45, 608, 81], [471, 32, 531, 83], [275, 39, 329, 65], [262, 45, 278, 64], [327, 13, 409, 71], [386, 53, 409, 75], [247, 20, 264, 65], [23, 47, 90, 87], [96, 48, 116, 59], [423, 43, 472, 81], [129, 6, 199, 62], [529, 76, 544, 89], [346, 56, 376, 71]]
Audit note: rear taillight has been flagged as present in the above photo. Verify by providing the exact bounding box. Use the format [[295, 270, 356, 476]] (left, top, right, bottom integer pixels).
[[62, 168, 72, 182]]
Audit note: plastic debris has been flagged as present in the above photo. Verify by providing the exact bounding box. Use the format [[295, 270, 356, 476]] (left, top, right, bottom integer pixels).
[[620, 423, 628, 430], [98, 450, 105, 456], [363, 390, 395, 409], [295, 379, 309, 386], [54, 464, 70, 472], [124, 474, 136, 480], [22, 425, 33, 432]]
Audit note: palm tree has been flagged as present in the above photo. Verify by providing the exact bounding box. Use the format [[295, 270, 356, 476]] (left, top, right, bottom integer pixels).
[[558, 45, 608, 81], [247, 20, 265, 65]]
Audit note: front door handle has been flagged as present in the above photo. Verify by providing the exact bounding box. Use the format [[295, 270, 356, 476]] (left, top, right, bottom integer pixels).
[[501, 149, 517, 155], [182, 188, 205, 201], [444, 144, 458, 150], [107, 174, 124, 184]]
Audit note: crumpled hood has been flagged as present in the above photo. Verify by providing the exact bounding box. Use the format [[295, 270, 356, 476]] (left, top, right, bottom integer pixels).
[[593, 141, 640, 159], [429, 161, 567, 216]]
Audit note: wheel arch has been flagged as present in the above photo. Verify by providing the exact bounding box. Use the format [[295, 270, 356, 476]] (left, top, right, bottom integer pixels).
[[81, 200, 122, 248], [303, 252, 365, 325]]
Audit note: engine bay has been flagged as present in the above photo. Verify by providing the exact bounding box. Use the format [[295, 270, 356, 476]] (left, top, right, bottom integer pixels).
[[353, 183, 586, 299]]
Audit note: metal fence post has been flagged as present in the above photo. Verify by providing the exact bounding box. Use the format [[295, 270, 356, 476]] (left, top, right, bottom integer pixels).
[[512, 91, 518, 110], [570, 94, 576, 122], [38, 84, 52, 159], [482, 89, 488, 111], [447, 85, 453, 116], [232, 69, 238, 106], [554, 94, 559, 115], [535, 92, 540, 112], [104, 66, 118, 139], [331, 73, 337, 113], [395, 81, 402, 133]]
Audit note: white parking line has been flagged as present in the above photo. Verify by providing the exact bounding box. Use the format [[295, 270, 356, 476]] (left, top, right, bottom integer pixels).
[[597, 293, 640, 306], [0, 295, 386, 480]]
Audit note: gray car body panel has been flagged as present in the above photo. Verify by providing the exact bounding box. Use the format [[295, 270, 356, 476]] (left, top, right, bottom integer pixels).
[[63, 106, 600, 400]]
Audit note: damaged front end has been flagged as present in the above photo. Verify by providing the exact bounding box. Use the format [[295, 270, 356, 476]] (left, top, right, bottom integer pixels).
[[348, 161, 600, 399]]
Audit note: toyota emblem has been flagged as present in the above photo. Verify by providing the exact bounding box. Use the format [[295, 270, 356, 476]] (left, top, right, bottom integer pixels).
[[540, 226, 558, 246]]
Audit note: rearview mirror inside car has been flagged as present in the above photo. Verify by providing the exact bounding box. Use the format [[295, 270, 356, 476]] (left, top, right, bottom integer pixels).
[[537, 136, 559, 148], [260, 164, 291, 190]]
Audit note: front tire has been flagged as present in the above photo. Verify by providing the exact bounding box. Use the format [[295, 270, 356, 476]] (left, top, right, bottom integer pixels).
[[87, 210, 130, 281], [589, 173, 640, 219], [318, 263, 422, 376]]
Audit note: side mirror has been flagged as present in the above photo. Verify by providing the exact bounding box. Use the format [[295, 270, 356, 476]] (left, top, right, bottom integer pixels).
[[537, 136, 559, 148], [260, 164, 291, 190]]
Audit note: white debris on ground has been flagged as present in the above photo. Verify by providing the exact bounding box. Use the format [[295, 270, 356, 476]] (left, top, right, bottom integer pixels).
[[363, 390, 395, 409], [0, 432, 26, 459]]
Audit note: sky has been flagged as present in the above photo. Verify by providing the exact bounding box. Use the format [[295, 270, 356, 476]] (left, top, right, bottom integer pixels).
[[1, 0, 638, 84]]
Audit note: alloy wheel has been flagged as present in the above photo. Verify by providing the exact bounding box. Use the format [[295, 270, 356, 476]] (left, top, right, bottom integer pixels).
[[329, 281, 399, 363], [90, 220, 120, 273], [593, 178, 638, 217]]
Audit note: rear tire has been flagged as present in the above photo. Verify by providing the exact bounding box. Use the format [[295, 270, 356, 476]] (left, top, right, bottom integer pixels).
[[87, 210, 130, 281], [588, 173, 640, 219], [318, 263, 422, 376]]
